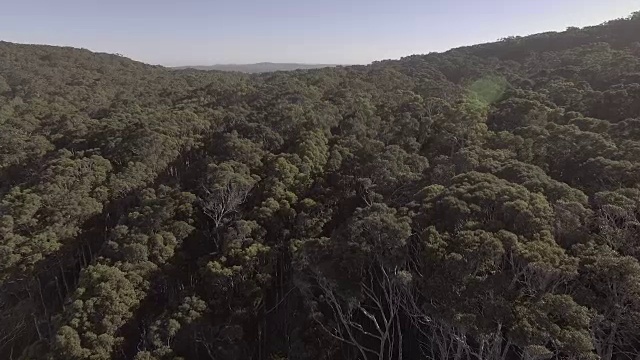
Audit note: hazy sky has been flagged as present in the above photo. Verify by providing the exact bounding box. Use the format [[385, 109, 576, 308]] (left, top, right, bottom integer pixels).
[[1, 0, 638, 66]]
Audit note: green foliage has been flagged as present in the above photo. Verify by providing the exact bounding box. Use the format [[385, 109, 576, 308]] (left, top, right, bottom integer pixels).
[[2, 12, 640, 360]]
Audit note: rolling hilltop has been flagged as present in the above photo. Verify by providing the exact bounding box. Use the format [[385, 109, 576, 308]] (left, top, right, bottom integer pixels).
[[1, 12, 640, 360]]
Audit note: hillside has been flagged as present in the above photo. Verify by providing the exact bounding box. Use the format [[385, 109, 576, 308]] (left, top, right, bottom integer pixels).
[[1, 12, 640, 360], [173, 62, 340, 73]]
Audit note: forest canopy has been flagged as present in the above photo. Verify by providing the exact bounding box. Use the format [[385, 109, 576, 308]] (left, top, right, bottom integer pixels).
[[1, 12, 640, 360]]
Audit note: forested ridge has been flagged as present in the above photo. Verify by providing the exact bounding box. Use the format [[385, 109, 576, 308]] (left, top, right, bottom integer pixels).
[[1, 12, 640, 360]]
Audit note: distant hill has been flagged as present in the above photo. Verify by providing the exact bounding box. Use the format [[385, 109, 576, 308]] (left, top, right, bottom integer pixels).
[[173, 62, 340, 73]]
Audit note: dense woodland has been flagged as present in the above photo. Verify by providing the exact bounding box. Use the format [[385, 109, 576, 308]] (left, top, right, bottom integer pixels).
[[2, 12, 640, 360]]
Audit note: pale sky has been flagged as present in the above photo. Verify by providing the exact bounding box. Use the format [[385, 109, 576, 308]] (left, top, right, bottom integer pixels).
[[1, 0, 638, 66]]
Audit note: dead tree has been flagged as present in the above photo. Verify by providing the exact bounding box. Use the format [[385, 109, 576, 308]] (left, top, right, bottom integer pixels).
[[199, 175, 254, 250], [303, 264, 409, 360]]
